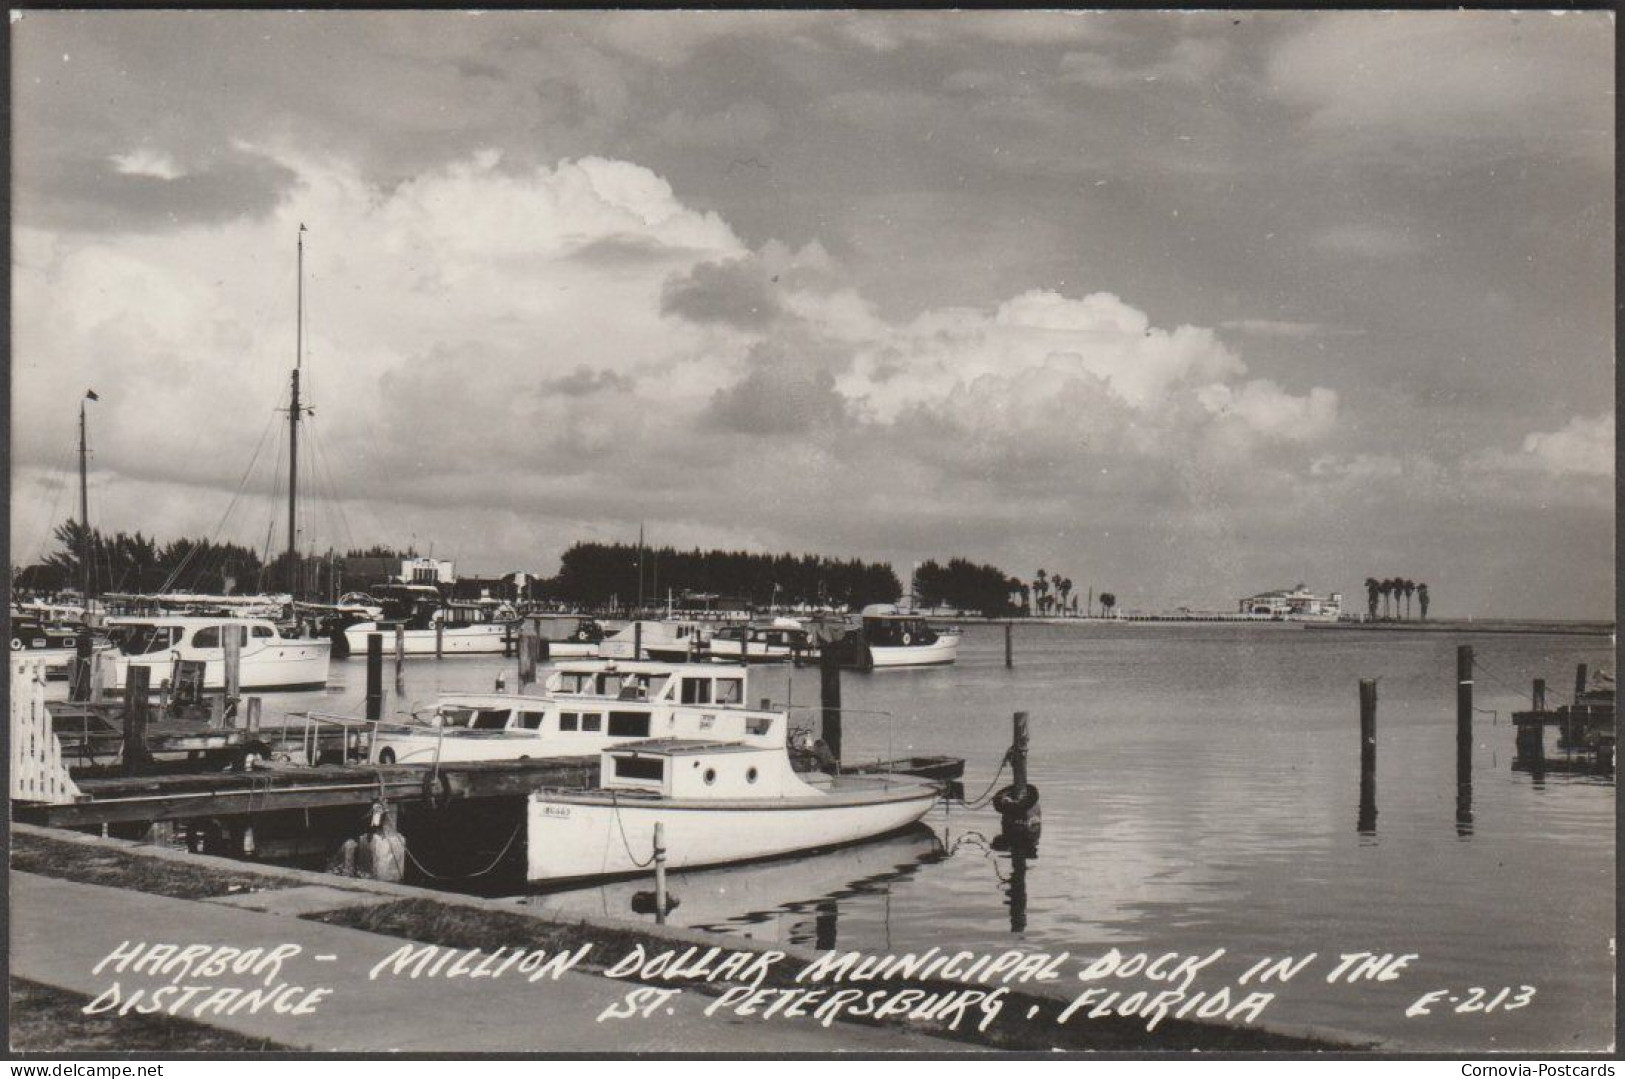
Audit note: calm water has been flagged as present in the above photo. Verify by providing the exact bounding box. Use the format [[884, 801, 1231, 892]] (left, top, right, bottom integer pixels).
[[270, 624, 1614, 1050]]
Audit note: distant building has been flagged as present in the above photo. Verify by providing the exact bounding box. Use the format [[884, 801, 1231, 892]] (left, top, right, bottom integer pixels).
[[1239, 584, 1343, 619], [402, 557, 455, 585]]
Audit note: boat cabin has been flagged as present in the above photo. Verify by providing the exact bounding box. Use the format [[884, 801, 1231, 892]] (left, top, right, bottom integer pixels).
[[600, 739, 810, 800], [542, 660, 749, 707], [106, 616, 293, 656], [860, 614, 941, 647]]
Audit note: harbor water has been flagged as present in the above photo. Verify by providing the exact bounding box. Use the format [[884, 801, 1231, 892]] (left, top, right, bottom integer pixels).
[[270, 623, 1613, 1050]]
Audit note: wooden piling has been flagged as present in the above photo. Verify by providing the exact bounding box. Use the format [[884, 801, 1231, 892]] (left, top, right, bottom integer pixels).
[[394, 624, 406, 684], [1358, 679, 1377, 833], [518, 624, 539, 690], [819, 646, 843, 765], [223, 626, 242, 701], [1011, 711, 1030, 793], [1004, 621, 1013, 668], [1533, 678, 1547, 712], [366, 633, 384, 721], [122, 665, 151, 776], [88, 649, 105, 705], [435, 619, 444, 659], [70, 633, 93, 702], [245, 696, 262, 735], [1575, 663, 1589, 699], [1456, 645, 1474, 832], [633, 621, 643, 661], [653, 822, 668, 926]]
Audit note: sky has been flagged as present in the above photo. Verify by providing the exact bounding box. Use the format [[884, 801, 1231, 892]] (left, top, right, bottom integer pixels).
[[8, 10, 1615, 618]]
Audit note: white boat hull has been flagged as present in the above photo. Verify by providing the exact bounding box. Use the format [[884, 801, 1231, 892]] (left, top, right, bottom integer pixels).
[[344, 622, 508, 656], [110, 641, 331, 692], [867, 635, 959, 668], [527, 779, 939, 883]]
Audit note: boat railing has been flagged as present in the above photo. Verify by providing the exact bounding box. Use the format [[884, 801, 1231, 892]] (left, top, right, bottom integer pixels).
[[279, 709, 379, 766]]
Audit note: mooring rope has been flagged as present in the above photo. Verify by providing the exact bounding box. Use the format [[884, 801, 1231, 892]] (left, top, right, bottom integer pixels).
[[404, 818, 524, 881], [610, 793, 659, 869], [944, 750, 1011, 811]]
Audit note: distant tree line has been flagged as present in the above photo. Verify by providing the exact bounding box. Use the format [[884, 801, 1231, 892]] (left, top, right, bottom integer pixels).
[[1364, 577, 1429, 621], [914, 558, 1026, 617], [549, 542, 902, 611]]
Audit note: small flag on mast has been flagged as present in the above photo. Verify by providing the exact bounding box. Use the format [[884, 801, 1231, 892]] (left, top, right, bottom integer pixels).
[[84, 389, 98, 401]]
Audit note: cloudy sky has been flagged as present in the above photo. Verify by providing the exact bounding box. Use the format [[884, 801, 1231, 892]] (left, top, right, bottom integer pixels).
[[10, 10, 1614, 617]]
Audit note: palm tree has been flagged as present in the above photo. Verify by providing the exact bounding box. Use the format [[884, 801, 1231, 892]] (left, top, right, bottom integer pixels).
[[1365, 577, 1380, 621], [1056, 576, 1072, 615], [1033, 569, 1048, 615], [1417, 582, 1429, 620], [1378, 579, 1393, 620], [1099, 591, 1117, 617], [1401, 579, 1415, 621]]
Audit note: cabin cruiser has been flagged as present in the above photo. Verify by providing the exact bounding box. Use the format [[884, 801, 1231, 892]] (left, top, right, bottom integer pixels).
[[371, 660, 772, 764], [526, 739, 940, 883], [340, 584, 510, 656], [705, 617, 817, 663], [857, 605, 960, 668], [9, 612, 97, 677], [104, 615, 331, 691], [596, 619, 710, 661], [522, 614, 607, 658]]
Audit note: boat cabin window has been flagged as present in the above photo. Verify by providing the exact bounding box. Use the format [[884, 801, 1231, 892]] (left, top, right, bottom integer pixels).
[[581, 712, 603, 733], [252, 625, 276, 639], [516, 711, 546, 731], [680, 677, 712, 705], [716, 678, 743, 705], [612, 756, 664, 781], [608, 711, 651, 738], [556, 672, 591, 695], [595, 673, 624, 697], [470, 708, 510, 731], [191, 625, 249, 650], [559, 712, 579, 732], [746, 715, 774, 736]]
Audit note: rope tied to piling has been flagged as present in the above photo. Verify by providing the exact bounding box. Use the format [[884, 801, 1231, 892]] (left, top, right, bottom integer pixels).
[[611, 792, 659, 869], [945, 749, 1012, 811]]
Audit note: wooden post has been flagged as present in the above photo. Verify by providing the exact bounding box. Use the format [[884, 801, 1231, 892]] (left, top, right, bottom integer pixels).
[[518, 625, 539, 690], [70, 633, 93, 702], [653, 822, 668, 926], [1533, 678, 1547, 712], [122, 665, 151, 776], [393, 624, 406, 685], [1575, 663, 1589, 700], [1456, 645, 1473, 832], [88, 648, 105, 705], [819, 645, 843, 765], [633, 621, 643, 661], [1358, 679, 1377, 834], [245, 696, 262, 734], [1011, 711, 1030, 794], [366, 633, 383, 721], [435, 618, 444, 659], [223, 626, 242, 701], [1004, 621, 1013, 668]]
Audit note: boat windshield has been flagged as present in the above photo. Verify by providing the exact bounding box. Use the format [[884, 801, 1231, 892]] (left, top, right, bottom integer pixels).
[[436, 706, 512, 730], [118, 625, 183, 656]]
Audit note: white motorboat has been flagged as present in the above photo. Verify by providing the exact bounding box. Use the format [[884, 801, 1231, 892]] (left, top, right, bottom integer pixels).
[[104, 616, 330, 691], [526, 739, 940, 883], [371, 660, 770, 765], [704, 617, 817, 663], [596, 619, 710, 661], [521, 614, 608, 658], [341, 589, 512, 657], [858, 605, 960, 668]]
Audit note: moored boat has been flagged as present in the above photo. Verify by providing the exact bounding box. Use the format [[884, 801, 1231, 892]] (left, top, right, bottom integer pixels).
[[704, 617, 817, 663], [372, 660, 767, 764], [104, 615, 330, 691], [526, 738, 941, 883], [857, 605, 960, 667]]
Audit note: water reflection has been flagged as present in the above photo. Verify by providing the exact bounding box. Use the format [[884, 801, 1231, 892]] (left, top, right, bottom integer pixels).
[[523, 825, 941, 946]]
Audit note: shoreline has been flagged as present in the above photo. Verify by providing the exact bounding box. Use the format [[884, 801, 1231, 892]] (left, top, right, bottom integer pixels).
[[949, 616, 1613, 637]]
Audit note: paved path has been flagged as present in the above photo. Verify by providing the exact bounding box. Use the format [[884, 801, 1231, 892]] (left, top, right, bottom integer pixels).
[[12, 872, 961, 1052]]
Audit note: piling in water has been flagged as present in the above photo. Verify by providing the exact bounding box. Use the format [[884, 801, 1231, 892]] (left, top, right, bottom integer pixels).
[[633, 621, 643, 661], [1004, 621, 1013, 668], [223, 628, 242, 700], [366, 633, 384, 721], [819, 645, 843, 765], [1358, 679, 1377, 834], [435, 619, 444, 659], [1456, 645, 1474, 832], [653, 822, 668, 926], [394, 624, 406, 686], [122, 665, 151, 776]]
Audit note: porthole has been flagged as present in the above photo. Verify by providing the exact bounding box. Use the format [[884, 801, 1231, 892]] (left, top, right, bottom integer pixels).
[[747, 767, 759, 784], [703, 768, 717, 785]]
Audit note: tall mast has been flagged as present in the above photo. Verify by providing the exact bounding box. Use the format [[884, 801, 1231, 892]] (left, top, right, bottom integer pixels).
[[636, 523, 645, 615], [287, 224, 306, 597]]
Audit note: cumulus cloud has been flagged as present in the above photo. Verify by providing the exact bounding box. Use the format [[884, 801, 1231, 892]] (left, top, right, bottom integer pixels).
[[1519, 414, 1615, 477]]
